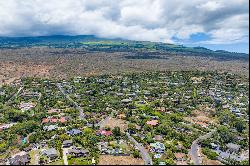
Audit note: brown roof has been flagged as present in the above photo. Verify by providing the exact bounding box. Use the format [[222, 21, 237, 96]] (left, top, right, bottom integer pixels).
[[174, 153, 186, 159], [154, 135, 163, 141], [42, 118, 49, 123]]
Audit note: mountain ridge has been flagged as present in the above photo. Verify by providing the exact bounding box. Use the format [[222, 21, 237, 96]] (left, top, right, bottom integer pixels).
[[0, 35, 248, 61]]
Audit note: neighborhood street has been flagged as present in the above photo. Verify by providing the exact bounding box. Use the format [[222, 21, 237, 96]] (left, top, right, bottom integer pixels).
[[57, 83, 85, 120], [126, 133, 153, 165], [189, 130, 216, 165]]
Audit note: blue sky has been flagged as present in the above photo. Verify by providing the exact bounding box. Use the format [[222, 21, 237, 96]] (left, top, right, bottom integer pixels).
[[0, 0, 249, 53], [174, 33, 249, 53]]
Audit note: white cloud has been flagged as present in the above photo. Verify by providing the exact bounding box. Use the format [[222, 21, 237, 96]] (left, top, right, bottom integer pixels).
[[0, 0, 248, 45], [198, 1, 224, 11]]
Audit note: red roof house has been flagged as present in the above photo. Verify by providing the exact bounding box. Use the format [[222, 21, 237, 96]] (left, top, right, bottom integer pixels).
[[50, 118, 58, 123], [42, 118, 49, 123], [60, 117, 66, 123], [97, 130, 113, 136]]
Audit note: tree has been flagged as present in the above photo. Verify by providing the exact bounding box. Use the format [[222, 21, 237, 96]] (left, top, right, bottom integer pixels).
[[0, 141, 7, 153], [165, 158, 175, 165], [128, 123, 136, 134], [145, 133, 154, 144], [192, 87, 197, 99], [112, 127, 121, 138], [132, 150, 140, 158], [240, 160, 249, 165], [217, 126, 233, 144], [234, 119, 246, 133], [202, 147, 218, 160]]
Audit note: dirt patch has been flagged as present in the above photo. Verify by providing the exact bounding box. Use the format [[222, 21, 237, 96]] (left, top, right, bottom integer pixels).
[[202, 157, 223, 165], [98, 155, 144, 165], [191, 110, 209, 117], [191, 77, 204, 82], [0, 61, 53, 86], [104, 117, 128, 132]]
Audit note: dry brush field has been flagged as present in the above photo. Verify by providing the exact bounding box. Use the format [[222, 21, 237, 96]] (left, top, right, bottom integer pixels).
[[0, 48, 249, 85]]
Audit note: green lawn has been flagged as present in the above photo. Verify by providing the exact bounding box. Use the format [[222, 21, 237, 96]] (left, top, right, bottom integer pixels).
[[68, 157, 90, 165], [29, 150, 38, 165], [47, 159, 63, 165], [0, 153, 8, 160]]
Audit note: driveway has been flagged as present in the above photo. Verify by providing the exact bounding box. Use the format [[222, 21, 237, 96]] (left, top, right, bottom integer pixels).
[[62, 148, 69, 165]]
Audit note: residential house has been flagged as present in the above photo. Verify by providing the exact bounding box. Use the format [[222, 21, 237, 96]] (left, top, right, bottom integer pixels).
[[121, 99, 132, 104], [42, 148, 58, 160], [154, 135, 163, 142], [226, 143, 241, 153], [0, 123, 16, 131], [8, 152, 30, 165], [67, 146, 89, 157], [174, 153, 187, 165], [96, 130, 113, 137], [43, 125, 58, 131], [48, 109, 60, 114], [210, 143, 220, 150], [67, 129, 82, 136], [62, 140, 73, 148], [19, 102, 36, 112], [156, 107, 166, 113], [178, 108, 185, 113], [150, 142, 165, 153], [146, 120, 159, 127]]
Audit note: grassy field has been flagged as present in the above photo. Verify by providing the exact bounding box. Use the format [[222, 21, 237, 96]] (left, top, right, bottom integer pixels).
[[29, 150, 38, 165], [68, 157, 90, 165], [47, 159, 64, 165]]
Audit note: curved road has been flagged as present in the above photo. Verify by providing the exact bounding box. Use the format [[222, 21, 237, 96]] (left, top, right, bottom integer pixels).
[[189, 130, 216, 165], [126, 133, 153, 165]]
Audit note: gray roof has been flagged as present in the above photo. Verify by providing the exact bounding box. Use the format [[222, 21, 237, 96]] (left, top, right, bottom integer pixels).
[[9, 154, 30, 165], [121, 99, 132, 103], [63, 140, 73, 144], [68, 147, 89, 154], [67, 129, 82, 135], [43, 148, 58, 157], [226, 143, 241, 151]]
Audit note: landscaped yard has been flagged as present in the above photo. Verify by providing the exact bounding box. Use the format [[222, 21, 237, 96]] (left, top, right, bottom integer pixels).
[[47, 159, 63, 165], [29, 150, 38, 165], [68, 157, 90, 165]]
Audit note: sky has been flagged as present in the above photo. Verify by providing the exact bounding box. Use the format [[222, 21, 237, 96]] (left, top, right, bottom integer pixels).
[[0, 0, 249, 53]]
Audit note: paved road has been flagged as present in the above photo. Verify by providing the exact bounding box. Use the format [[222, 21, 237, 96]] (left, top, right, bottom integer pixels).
[[57, 83, 85, 120], [62, 148, 69, 165], [126, 133, 153, 165], [189, 130, 216, 165], [190, 140, 201, 165]]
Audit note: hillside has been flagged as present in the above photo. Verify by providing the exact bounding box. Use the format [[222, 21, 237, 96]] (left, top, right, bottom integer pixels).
[[0, 35, 248, 61], [0, 35, 248, 86]]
